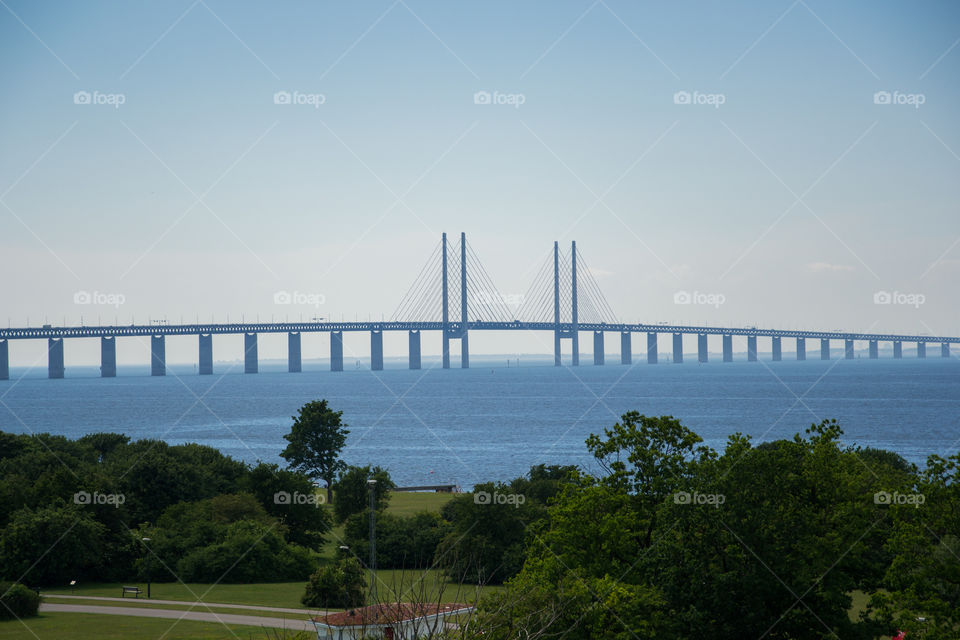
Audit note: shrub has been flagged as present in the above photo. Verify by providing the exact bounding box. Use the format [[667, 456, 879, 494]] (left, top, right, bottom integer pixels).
[[301, 558, 366, 609], [0, 582, 40, 620]]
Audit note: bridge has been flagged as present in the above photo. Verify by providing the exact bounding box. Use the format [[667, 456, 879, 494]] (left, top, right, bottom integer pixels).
[[0, 232, 956, 380]]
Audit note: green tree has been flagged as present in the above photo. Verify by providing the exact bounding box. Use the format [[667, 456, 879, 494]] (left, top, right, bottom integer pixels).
[[0, 582, 40, 620], [344, 511, 450, 569], [870, 452, 960, 639], [301, 557, 366, 609], [280, 400, 349, 502], [0, 506, 106, 587], [332, 465, 394, 524], [242, 462, 331, 548]]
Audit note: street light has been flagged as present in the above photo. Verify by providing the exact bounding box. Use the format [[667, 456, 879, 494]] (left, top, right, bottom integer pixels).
[[368, 479, 377, 602], [141, 537, 152, 598]]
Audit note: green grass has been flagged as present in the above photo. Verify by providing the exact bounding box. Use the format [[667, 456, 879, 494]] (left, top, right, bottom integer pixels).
[[40, 596, 320, 620], [385, 490, 456, 516], [0, 612, 297, 639], [42, 582, 310, 609], [42, 568, 502, 611], [364, 568, 501, 605]]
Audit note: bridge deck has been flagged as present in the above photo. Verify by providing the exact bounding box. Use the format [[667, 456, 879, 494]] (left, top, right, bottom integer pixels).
[[1, 321, 957, 343]]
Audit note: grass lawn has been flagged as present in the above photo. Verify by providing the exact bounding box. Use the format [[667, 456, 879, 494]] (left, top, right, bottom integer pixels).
[[42, 582, 310, 609], [0, 612, 297, 640], [364, 568, 501, 605], [385, 490, 456, 516], [40, 596, 321, 620], [41, 569, 501, 610]]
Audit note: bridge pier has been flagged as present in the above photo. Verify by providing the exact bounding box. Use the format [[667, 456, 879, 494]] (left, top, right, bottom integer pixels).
[[409, 330, 421, 370], [0, 339, 7, 380], [943, 342, 950, 358], [722, 335, 732, 362], [672, 333, 683, 363], [593, 331, 604, 365], [747, 336, 758, 362], [893, 341, 902, 359], [620, 332, 631, 365], [151, 335, 165, 376], [199, 334, 213, 375], [244, 333, 258, 373], [100, 337, 116, 377], [48, 338, 64, 378], [647, 332, 658, 364], [572, 331, 580, 366], [554, 330, 561, 366], [288, 332, 301, 372], [371, 331, 383, 371], [698, 334, 708, 363], [797, 337, 806, 361], [330, 331, 343, 372], [820, 339, 830, 361], [869, 340, 878, 359], [917, 342, 926, 359], [442, 333, 450, 369], [845, 339, 854, 360], [772, 336, 782, 361]]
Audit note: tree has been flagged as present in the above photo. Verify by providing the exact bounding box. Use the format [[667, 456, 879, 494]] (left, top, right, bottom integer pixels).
[[332, 465, 394, 524], [243, 462, 331, 548], [0, 506, 106, 587], [301, 557, 366, 609], [280, 400, 349, 502], [344, 511, 450, 569]]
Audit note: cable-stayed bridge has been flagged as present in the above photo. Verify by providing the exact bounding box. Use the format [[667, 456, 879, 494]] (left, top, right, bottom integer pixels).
[[0, 232, 957, 380]]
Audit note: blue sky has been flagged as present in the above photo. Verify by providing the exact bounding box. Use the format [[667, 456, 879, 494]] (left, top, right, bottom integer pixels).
[[1, 0, 958, 365]]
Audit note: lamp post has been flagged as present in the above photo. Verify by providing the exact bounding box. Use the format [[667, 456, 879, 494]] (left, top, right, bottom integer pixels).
[[141, 537, 151, 598], [368, 478, 377, 602]]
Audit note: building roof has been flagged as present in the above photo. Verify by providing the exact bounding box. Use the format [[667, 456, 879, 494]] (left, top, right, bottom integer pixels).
[[313, 603, 472, 627]]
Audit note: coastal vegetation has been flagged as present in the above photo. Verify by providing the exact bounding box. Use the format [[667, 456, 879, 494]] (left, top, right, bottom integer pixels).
[[0, 402, 957, 638]]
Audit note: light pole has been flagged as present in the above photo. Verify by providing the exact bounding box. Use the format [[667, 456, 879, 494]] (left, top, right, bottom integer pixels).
[[368, 478, 377, 602], [141, 537, 151, 598]]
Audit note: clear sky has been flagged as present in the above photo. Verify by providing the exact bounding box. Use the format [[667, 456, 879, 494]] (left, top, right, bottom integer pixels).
[[1, 0, 958, 366]]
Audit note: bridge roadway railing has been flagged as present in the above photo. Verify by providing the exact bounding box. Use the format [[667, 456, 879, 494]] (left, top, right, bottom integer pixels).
[[1, 321, 957, 344]]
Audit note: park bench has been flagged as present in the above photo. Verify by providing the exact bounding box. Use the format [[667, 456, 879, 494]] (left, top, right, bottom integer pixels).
[[121, 586, 142, 598]]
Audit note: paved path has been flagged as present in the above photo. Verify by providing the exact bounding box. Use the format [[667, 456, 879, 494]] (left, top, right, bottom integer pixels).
[[43, 593, 323, 616], [39, 603, 316, 631]]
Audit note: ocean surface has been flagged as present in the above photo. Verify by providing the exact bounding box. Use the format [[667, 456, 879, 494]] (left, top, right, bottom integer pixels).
[[1, 357, 958, 488]]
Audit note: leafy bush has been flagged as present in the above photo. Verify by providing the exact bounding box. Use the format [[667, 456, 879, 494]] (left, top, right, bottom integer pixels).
[[344, 511, 450, 569], [301, 558, 366, 609], [0, 507, 106, 586], [175, 521, 316, 583], [332, 465, 394, 524], [0, 582, 40, 620]]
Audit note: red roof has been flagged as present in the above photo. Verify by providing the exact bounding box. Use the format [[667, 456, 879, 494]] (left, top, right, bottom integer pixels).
[[314, 603, 471, 627]]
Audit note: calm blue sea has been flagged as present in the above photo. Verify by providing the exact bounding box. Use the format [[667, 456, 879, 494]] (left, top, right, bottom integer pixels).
[[1, 357, 958, 488]]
